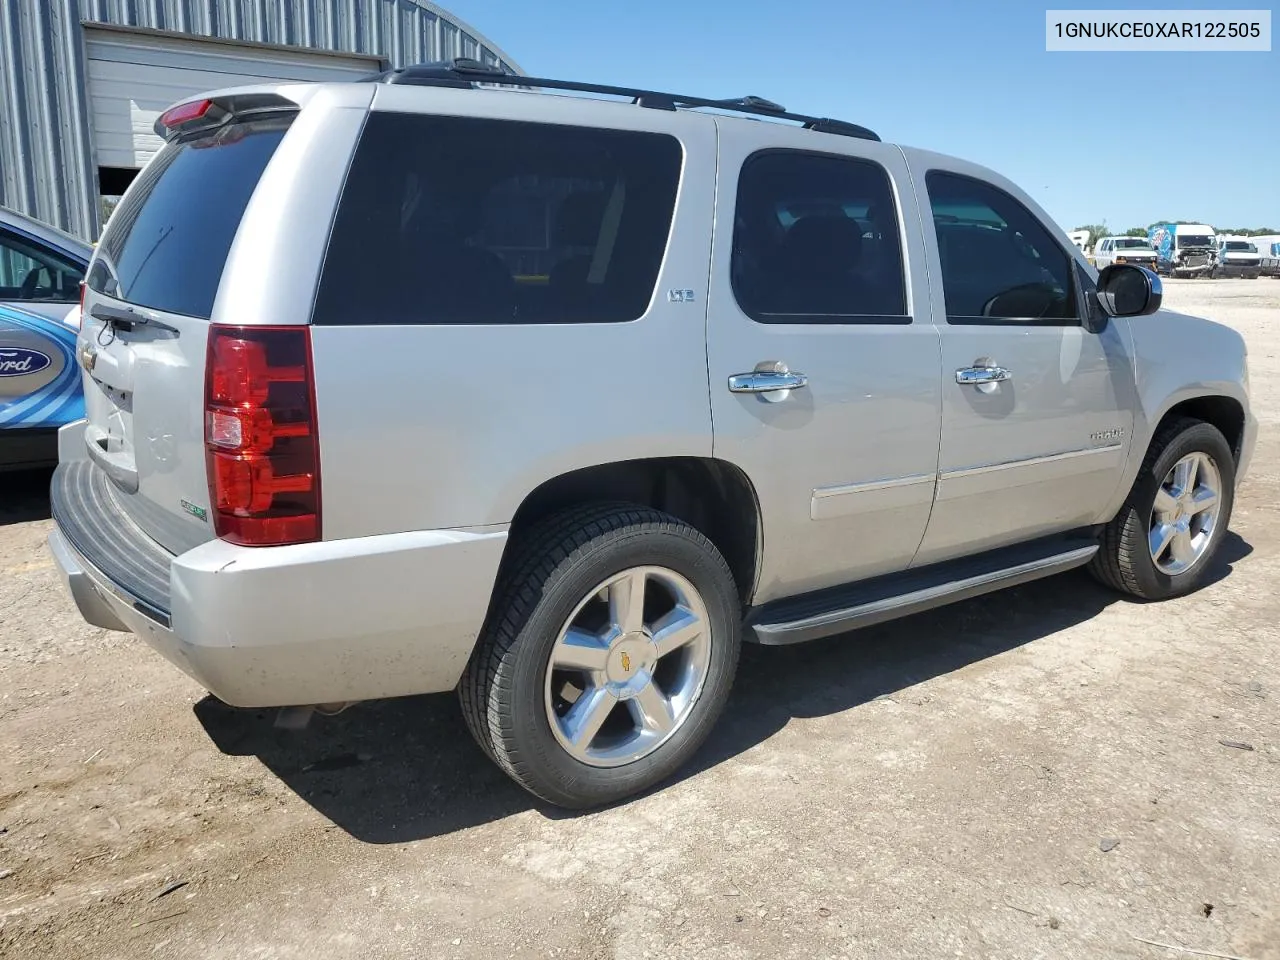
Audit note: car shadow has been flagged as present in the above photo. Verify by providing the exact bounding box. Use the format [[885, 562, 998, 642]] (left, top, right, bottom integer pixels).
[[0, 468, 53, 525], [193, 531, 1252, 844]]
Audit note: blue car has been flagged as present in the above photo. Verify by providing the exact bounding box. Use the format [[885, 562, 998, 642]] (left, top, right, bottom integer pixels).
[[0, 206, 93, 471]]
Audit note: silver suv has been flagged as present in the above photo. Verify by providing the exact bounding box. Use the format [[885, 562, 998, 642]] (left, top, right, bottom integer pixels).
[[50, 62, 1257, 808]]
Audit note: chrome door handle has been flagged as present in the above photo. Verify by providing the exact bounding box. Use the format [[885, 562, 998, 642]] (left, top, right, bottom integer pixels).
[[728, 371, 809, 393], [955, 365, 1011, 385], [729, 362, 808, 403]]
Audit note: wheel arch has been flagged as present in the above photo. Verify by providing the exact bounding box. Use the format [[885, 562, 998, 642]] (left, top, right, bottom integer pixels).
[[500, 457, 763, 606], [1150, 394, 1247, 467]]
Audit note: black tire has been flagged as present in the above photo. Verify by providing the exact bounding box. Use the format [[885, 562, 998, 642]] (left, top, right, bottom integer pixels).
[[1089, 419, 1235, 600], [459, 503, 741, 808]]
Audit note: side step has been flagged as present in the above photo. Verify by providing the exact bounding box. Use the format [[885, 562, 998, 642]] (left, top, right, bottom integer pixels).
[[746, 536, 1099, 645]]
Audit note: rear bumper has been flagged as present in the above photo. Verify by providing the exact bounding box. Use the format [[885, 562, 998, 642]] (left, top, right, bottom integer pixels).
[[49, 461, 509, 708]]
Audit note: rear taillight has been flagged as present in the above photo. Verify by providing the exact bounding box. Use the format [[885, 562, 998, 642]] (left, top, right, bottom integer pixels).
[[205, 325, 320, 546]]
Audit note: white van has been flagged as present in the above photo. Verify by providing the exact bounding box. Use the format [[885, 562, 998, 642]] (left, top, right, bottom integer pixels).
[[1093, 236, 1158, 271]]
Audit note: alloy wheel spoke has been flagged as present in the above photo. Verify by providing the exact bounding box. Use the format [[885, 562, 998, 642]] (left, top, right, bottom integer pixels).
[[1153, 487, 1179, 517], [1187, 486, 1218, 515], [1171, 457, 1195, 497], [629, 682, 675, 735], [608, 570, 648, 635], [1169, 529, 1197, 566], [650, 605, 703, 659], [1149, 522, 1176, 560], [563, 686, 616, 753], [551, 628, 611, 674]]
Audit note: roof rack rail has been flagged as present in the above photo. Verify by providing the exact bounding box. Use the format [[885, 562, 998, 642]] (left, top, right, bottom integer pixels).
[[373, 59, 880, 142]]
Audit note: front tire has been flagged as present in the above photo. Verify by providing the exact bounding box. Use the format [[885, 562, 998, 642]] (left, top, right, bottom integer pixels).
[[1090, 419, 1235, 600], [459, 504, 741, 808]]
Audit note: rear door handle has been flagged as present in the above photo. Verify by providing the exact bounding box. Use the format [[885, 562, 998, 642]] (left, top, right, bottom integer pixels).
[[729, 362, 808, 403], [728, 371, 809, 393], [955, 364, 1011, 385]]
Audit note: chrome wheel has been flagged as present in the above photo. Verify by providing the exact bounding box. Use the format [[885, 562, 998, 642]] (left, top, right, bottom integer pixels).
[[544, 566, 712, 768], [1149, 451, 1222, 575]]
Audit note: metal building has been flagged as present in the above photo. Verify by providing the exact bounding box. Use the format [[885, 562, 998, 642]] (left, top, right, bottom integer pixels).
[[0, 0, 521, 241]]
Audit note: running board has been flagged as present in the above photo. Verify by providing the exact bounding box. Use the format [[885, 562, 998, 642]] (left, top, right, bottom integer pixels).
[[746, 537, 1099, 646]]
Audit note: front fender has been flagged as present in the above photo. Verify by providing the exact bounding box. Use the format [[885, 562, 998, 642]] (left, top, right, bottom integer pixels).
[[1099, 309, 1252, 520]]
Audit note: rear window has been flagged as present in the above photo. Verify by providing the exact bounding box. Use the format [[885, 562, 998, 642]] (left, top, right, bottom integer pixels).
[[312, 113, 683, 325], [88, 116, 291, 319]]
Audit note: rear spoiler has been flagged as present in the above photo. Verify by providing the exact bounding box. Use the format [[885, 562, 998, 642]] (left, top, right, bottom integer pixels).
[[153, 87, 310, 141]]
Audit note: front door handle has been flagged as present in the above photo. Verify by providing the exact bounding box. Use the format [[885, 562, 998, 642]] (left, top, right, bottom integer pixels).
[[729, 362, 808, 403], [955, 364, 1012, 385]]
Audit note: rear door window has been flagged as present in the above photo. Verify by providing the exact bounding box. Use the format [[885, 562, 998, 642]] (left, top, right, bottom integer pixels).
[[87, 115, 292, 319], [730, 150, 909, 323], [312, 113, 683, 325]]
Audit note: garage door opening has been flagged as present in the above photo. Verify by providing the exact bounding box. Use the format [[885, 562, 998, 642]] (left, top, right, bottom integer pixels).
[[85, 25, 384, 231]]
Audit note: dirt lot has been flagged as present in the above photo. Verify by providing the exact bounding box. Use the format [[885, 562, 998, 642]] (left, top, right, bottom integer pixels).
[[2, 279, 1277, 960]]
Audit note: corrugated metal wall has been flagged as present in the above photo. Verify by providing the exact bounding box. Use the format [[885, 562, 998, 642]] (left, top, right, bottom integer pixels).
[[0, 0, 520, 239]]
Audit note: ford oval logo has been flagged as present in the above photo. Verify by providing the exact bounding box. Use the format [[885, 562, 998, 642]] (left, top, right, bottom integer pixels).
[[0, 347, 53, 378]]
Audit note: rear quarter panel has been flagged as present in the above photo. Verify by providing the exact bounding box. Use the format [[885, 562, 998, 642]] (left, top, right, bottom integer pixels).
[[310, 89, 718, 538]]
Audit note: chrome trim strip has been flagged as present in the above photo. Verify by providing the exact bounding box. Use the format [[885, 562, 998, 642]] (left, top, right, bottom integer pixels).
[[812, 473, 935, 499], [942, 444, 1123, 481]]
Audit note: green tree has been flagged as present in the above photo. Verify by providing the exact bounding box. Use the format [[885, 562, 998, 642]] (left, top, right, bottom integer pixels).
[[1124, 227, 1148, 237]]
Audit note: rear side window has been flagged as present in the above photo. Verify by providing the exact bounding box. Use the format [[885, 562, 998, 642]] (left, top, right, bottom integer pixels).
[[926, 171, 1078, 324], [312, 113, 683, 325], [88, 116, 291, 319], [731, 150, 908, 323]]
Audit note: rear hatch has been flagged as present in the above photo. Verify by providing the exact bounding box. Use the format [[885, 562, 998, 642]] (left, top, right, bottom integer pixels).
[[80, 98, 299, 555]]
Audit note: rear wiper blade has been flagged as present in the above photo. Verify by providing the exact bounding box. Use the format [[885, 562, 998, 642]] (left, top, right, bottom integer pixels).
[[90, 303, 180, 336]]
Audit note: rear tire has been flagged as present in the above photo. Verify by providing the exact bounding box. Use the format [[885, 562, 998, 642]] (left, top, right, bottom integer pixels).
[[459, 503, 741, 808], [1089, 419, 1235, 600]]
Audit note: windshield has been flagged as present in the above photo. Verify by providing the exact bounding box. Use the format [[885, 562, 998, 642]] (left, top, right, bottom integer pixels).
[[1115, 238, 1153, 250], [1176, 234, 1213, 248], [1224, 241, 1257, 252]]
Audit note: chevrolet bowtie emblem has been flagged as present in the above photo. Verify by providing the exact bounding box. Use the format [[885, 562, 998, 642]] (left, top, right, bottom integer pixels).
[[78, 342, 97, 373]]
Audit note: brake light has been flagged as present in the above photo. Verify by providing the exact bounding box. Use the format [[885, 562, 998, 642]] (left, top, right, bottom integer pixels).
[[205, 325, 320, 546], [160, 99, 212, 130]]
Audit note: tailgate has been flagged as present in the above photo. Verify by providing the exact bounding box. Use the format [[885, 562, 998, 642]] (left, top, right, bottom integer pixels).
[[80, 106, 297, 555]]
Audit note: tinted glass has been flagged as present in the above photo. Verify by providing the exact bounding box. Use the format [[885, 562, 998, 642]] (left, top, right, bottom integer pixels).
[[89, 116, 291, 319], [0, 230, 85, 302], [313, 114, 683, 325], [731, 151, 907, 323], [1116, 237, 1152, 249], [927, 171, 1077, 323]]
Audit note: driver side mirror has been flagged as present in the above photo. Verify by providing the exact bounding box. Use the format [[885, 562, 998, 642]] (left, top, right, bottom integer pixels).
[[1096, 263, 1162, 317]]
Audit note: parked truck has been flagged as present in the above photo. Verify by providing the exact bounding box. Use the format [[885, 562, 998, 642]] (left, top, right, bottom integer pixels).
[[1261, 240, 1280, 278], [1148, 223, 1217, 277], [1213, 237, 1262, 278]]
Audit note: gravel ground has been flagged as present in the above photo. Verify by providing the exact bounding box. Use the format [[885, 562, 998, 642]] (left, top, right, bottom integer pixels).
[[1, 279, 1277, 960]]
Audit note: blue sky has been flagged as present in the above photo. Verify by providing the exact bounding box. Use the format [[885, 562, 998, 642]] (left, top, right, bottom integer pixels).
[[445, 0, 1278, 232]]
